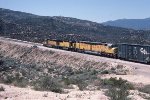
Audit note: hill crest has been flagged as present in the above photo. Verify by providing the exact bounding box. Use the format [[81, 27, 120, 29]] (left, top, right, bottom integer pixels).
[[0, 8, 150, 44]]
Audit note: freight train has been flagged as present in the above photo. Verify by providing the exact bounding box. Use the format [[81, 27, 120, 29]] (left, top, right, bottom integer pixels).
[[43, 39, 150, 64]]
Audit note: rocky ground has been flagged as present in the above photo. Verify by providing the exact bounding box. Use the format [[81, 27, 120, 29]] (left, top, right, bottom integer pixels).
[[1, 83, 150, 100], [0, 37, 150, 100], [0, 83, 108, 100]]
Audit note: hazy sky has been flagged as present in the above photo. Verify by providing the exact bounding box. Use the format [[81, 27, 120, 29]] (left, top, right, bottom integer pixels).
[[0, 0, 150, 23]]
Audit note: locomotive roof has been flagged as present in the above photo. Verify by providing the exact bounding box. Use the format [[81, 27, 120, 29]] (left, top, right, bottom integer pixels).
[[49, 39, 63, 42], [79, 41, 115, 46], [79, 41, 99, 44], [47, 39, 75, 42]]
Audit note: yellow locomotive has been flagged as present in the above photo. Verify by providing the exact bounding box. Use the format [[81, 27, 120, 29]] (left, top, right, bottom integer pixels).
[[43, 39, 117, 57], [43, 39, 59, 47], [91, 42, 117, 56]]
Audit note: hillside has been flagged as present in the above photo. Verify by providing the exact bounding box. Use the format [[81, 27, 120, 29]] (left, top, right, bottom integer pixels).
[[1, 8, 150, 44], [1, 37, 150, 100], [0, 37, 130, 100], [103, 18, 150, 30]]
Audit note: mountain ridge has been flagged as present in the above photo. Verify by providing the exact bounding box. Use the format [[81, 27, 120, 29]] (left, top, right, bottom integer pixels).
[[103, 18, 150, 30], [0, 8, 150, 44]]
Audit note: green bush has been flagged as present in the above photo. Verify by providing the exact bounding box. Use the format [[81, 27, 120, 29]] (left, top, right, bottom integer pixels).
[[139, 85, 150, 94], [63, 77, 71, 85], [104, 77, 134, 100], [91, 69, 98, 75], [117, 65, 124, 69], [3, 75, 14, 84], [13, 77, 28, 87], [101, 70, 109, 74], [103, 77, 134, 90], [0, 59, 4, 65], [61, 68, 100, 90], [2, 73, 28, 87], [62, 76, 88, 91], [77, 82, 88, 91], [13, 73, 28, 87], [33, 76, 62, 93], [0, 86, 5, 91], [107, 86, 129, 100]]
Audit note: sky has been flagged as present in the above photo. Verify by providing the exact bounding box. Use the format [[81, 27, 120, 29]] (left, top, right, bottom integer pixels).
[[0, 0, 150, 23]]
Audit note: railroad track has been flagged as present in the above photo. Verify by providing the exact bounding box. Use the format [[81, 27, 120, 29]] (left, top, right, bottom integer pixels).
[[0, 36, 43, 46]]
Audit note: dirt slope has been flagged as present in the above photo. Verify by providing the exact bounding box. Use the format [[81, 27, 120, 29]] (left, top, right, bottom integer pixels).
[[0, 40, 132, 73], [0, 38, 150, 100]]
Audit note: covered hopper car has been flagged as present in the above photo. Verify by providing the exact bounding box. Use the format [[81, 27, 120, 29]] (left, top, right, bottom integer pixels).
[[118, 43, 150, 63]]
